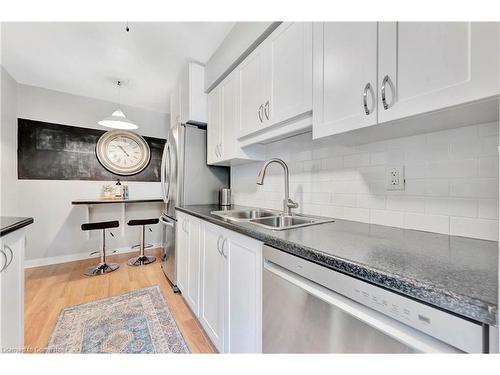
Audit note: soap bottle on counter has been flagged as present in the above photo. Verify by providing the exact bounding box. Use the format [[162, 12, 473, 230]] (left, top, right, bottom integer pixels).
[[114, 179, 123, 198]]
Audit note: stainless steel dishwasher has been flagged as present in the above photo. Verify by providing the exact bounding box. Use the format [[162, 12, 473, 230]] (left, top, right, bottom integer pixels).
[[263, 245, 493, 353]]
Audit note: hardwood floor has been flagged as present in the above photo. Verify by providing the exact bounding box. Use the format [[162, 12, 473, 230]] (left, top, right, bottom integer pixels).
[[24, 249, 215, 353]]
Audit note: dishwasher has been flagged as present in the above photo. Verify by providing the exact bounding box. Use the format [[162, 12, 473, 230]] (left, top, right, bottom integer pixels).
[[263, 245, 498, 353]]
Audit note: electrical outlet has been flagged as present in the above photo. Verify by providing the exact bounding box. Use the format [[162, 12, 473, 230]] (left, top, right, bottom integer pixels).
[[386, 166, 405, 191]]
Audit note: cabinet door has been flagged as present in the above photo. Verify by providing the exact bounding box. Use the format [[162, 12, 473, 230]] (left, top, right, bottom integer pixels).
[[378, 22, 500, 123], [220, 72, 240, 160], [239, 48, 266, 136], [175, 215, 188, 294], [207, 88, 221, 165], [185, 217, 201, 316], [200, 222, 225, 352], [313, 22, 378, 139], [1, 229, 25, 351], [225, 232, 262, 353], [266, 22, 312, 127]]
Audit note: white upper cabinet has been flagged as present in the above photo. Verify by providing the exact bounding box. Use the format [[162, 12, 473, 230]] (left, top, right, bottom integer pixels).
[[237, 22, 313, 143], [239, 47, 268, 136], [313, 22, 378, 139], [313, 21, 500, 141], [207, 70, 265, 166], [266, 22, 313, 128], [378, 22, 500, 123], [172, 62, 207, 127], [207, 88, 222, 165]]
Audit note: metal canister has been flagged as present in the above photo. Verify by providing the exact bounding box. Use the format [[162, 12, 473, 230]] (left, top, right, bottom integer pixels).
[[219, 188, 231, 206]]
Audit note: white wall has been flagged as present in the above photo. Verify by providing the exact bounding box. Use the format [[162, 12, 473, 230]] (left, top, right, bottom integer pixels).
[[231, 122, 499, 241], [1, 73, 170, 265], [204, 22, 280, 92]]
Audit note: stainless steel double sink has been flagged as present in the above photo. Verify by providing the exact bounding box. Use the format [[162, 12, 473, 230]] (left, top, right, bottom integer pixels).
[[210, 208, 334, 231]]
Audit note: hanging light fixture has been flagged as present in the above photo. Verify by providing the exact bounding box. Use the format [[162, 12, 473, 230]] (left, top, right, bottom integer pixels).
[[98, 80, 138, 130]]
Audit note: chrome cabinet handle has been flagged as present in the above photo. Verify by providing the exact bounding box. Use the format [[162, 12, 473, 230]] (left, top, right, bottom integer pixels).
[[214, 145, 219, 158], [258, 104, 264, 123], [264, 101, 270, 120], [363, 83, 373, 115], [0, 249, 7, 272], [216, 235, 223, 255], [221, 238, 228, 258], [4, 245, 13, 270], [381, 75, 393, 110]]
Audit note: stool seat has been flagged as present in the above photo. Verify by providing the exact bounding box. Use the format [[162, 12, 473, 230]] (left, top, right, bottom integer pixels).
[[81, 220, 119, 231], [81, 220, 119, 276], [126, 218, 158, 267], [127, 218, 159, 226]]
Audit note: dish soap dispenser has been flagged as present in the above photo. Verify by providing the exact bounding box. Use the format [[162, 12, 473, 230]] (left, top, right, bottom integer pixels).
[[114, 179, 123, 198]]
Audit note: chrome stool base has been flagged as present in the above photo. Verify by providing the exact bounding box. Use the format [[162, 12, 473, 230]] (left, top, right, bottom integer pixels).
[[127, 255, 156, 266], [84, 262, 119, 276]]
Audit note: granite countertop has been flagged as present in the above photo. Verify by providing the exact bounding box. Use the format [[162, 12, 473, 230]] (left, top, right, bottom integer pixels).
[[72, 197, 163, 205], [177, 204, 498, 326], [1, 216, 34, 237]]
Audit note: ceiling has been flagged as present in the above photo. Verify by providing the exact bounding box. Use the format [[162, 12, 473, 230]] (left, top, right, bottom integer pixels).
[[1, 22, 235, 113]]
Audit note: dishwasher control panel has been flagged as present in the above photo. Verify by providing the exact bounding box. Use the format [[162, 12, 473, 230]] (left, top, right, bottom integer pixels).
[[263, 245, 485, 353]]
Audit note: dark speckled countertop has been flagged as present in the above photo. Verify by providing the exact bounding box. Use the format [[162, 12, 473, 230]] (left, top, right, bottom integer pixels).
[[1, 216, 34, 238], [177, 204, 498, 326]]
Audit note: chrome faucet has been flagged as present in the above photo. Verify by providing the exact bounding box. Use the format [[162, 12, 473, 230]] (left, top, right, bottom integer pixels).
[[256, 158, 298, 216]]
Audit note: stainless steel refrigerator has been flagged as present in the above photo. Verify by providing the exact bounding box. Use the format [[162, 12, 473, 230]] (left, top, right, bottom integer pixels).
[[159, 123, 229, 290]]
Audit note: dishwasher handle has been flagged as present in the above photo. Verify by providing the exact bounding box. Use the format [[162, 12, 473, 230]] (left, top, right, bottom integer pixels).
[[264, 259, 460, 354]]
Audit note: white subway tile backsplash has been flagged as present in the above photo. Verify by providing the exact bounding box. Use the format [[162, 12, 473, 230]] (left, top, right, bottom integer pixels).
[[231, 121, 499, 241], [478, 156, 498, 178], [478, 199, 499, 220], [404, 213, 450, 234], [387, 196, 425, 213], [343, 153, 371, 168], [357, 195, 386, 209], [332, 193, 357, 207], [449, 178, 498, 198], [343, 207, 370, 222], [370, 209, 405, 227], [425, 198, 477, 217], [449, 217, 498, 241]]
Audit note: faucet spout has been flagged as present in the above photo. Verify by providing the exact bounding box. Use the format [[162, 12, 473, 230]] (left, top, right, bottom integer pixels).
[[256, 158, 298, 215]]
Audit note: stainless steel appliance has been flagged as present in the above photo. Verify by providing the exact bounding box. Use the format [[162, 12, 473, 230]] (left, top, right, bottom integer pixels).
[[160, 123, 228, 289], [263, 245, 495, 353], [219, 188, 231, 206]]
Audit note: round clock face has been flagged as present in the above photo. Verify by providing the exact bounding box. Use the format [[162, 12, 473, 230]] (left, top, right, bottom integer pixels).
[[96, 130, 151, 176]]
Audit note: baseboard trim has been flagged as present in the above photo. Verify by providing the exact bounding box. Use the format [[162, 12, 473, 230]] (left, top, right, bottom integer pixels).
[[24, 244, 162, 268]]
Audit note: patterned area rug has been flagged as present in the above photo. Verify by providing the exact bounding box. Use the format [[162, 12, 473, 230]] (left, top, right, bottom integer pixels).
[[46, 286, 189, 353]]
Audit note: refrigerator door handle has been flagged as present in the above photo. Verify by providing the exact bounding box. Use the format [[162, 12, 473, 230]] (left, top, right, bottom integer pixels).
[[161, 142, 172, 204]]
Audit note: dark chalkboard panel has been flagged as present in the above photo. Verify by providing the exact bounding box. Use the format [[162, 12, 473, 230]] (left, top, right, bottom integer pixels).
[[18, 118, 166, 182]]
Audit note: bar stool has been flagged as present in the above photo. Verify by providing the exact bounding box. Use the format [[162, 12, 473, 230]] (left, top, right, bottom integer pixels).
[[127, 218, 159, 266], [81, 220, 120, 276]]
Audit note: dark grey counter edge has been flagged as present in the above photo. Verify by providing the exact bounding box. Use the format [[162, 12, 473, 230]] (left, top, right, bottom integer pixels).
[[72, 198, 163, 205], [0, 217, 34, 238], [176, 206, 498, 326]]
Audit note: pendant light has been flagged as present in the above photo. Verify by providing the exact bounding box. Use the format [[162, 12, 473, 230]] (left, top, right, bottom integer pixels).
[[99, 80, 138, 130]]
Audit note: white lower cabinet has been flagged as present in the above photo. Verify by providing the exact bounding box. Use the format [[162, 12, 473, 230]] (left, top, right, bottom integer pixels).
[[176, 212, 201, 316], [178, 212, 263, 353], [1, 228, 26, 351], [199, 222, 226, 351], [224, 229, 262, 353]]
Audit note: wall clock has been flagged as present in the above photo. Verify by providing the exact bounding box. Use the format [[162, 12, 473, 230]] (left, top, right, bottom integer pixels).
[[96, 130, 151, 176]]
